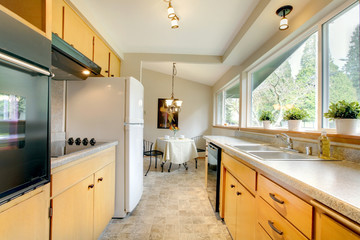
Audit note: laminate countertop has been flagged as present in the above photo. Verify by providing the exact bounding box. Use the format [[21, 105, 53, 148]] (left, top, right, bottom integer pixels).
[[204, 135, 360, 224], [50, 141, 118, 169]]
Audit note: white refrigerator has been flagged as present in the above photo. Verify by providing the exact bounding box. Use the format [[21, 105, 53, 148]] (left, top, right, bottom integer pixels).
[[66, 76, 144, 218]]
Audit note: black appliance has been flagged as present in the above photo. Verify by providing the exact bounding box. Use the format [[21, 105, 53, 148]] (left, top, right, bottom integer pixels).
[[0, 11, 51, 204], [207, 142, 222, 214], [51, 33, 101, 81], [51, 138, 101, 158]]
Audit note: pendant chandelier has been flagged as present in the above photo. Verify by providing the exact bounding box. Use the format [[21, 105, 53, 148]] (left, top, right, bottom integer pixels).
[[165, 63, 182, 113]]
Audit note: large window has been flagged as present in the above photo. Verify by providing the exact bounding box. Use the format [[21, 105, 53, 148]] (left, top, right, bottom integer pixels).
[[250, 33, 318, 128], [323, 2, 359, 128], [216, 80, 240, 126]]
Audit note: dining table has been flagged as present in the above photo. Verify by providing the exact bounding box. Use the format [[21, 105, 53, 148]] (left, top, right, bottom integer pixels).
[[154, 137, 198, 171]]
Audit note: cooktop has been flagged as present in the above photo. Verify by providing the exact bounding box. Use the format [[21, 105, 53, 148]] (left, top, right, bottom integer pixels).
[[51, 138, 105, 158]]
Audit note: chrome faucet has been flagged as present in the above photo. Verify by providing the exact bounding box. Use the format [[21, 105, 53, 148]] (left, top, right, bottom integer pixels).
[[275, 133, 294, 150]]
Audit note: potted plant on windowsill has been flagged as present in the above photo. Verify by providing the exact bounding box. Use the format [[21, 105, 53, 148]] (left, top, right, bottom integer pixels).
[[324, 100, 360, 134], [259, 111, 274, 129], [283, 107, 309, 131]]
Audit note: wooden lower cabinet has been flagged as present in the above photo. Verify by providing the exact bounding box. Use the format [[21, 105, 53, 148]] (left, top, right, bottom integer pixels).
[[0, 184, 50, 240], [52, 175, 94, 240], [224, 171, 255, 240], [257, 223, 273, 240], [319, 214, 360, 240], [94, 162, 116, 238]]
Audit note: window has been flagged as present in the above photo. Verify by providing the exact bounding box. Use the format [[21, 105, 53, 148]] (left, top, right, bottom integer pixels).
[[322, 2, 359, 128], [250, 32, 318, 129], [216, 80, 240, 126]]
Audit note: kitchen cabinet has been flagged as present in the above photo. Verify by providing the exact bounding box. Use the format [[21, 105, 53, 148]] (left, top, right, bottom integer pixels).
[[0, 184, 50, 240], [221, 152, 256, 240], [52, 0, 63, 38], [319, 214, 360, 240], [110, 51, 121, 77], [52, 175, 94, 240], [257, 223, 273, 240], [94, 35, 110, 76], [51, 147, 116, 240], [94, 162, 116, 238], [63, 1, 93, 59]]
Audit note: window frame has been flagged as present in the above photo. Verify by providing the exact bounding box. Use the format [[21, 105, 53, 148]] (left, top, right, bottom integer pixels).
[[242, 0, 358, 134], [214, 77, 241, 127]]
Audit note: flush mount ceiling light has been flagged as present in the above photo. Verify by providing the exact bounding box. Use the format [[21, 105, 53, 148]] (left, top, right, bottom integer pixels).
[[165, 63, 182, 113], [164, 0, 179, 29], [276, 5, 293, 30]]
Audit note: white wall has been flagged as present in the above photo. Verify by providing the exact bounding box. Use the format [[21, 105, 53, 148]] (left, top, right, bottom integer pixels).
[[142, 68, 212, 143]]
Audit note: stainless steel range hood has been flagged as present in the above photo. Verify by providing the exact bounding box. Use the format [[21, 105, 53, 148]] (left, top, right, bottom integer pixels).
[[51, 33, 101, 80]]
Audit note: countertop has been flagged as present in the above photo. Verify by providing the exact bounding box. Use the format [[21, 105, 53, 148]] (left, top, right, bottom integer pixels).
[[50, 141, 118, 169], [204, 135, 360, 224]]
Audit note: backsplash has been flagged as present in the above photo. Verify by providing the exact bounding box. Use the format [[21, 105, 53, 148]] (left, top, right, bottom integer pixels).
[[51, 80, 66, 141], [235, 131, 360, 164]]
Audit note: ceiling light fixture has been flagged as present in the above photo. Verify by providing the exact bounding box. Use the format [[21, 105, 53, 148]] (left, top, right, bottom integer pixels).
[[165, 63, 182, 113], [276, 5, 293, 30], [164, 0, 179, 29]]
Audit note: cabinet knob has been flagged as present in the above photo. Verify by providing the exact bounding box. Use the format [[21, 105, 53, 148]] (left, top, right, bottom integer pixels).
[[230, 184, 235, 188], [98, 177, 104, 182], [105, 70, 109, 73], [111, 74, 114, 77], [268, 220, 283, 235], [88, 184, 94, 189], [236, 191, 241, 196], [269, 193, 284, 204]]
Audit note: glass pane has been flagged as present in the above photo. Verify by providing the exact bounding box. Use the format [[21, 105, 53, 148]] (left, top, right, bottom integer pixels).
[[323, 2, 360, 128], [224, 81, 240, 126], [251, 33, 318, 128], [216, 91, 223, 125], [0, 93, 26, 149]]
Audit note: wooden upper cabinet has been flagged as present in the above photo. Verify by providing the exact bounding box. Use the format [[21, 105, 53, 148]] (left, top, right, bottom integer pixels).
[[52, 0, 63, 38], [94, 35, 110, 76], [63, 2, 93, 60], [110, 51, 121, 77]]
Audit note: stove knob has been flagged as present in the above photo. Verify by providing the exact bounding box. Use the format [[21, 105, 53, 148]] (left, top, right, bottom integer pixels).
[[82, 138, 89, 146], [75, 138, 81, 145], [68, 137, 74, 145], [90, 138, 96, 146]]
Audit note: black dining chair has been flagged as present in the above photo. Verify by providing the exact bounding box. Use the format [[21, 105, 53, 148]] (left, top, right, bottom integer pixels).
[[143, 140, 163, 176], [191, 135, 206, 169]]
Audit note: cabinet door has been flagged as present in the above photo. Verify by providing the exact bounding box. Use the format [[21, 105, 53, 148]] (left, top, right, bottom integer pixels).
[[63, 3, 93, 59], [236, 182, 255, 240], [110, 52, 121, 77], [320, 214, 360, 240], [224, 171, 238, 239], [256, 223, 273, 240], [52, 175, 94, 240], [94, 162, 115, 239], [52, 0, 63, 38], [0, 185, 50, 240], [94, 36, 110, 76]]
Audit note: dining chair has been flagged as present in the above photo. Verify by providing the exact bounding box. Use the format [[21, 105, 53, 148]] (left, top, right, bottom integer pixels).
[[191, 135, 206, 169], [143, 140, 163, 176]]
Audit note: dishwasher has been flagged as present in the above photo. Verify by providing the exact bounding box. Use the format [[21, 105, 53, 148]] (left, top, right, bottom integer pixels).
[[207, 142, 222, 214]]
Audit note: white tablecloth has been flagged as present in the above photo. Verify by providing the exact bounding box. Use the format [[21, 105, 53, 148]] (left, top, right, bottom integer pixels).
[[155, 137, 198, 164]]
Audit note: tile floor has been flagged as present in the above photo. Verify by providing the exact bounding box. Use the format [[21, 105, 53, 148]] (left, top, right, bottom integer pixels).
[[100, 157, 232, 240]]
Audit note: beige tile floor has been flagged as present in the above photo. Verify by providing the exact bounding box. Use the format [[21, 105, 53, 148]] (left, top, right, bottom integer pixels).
[[100, 157, 232, 240]]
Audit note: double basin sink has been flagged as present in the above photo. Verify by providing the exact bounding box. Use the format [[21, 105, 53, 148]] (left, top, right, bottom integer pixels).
[[231, 144, 322, 161]]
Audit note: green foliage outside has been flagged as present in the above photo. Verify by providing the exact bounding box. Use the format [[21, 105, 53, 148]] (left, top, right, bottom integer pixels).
[[324, 100, 360, 120], [283, 107, 309, 120]]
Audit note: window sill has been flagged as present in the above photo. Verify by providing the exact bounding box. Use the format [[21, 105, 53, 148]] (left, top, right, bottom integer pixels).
[[213, 125, 239, 130], [240, 128, 360, 145]]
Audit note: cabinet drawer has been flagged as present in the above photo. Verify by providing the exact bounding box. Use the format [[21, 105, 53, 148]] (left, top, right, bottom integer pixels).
[[222, 152, 256, 193], [257, 197, 308, 240], [258, 175, 312, 238]]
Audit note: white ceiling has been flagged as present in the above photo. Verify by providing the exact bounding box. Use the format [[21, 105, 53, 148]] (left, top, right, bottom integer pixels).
[[69, 0, 313, 85]]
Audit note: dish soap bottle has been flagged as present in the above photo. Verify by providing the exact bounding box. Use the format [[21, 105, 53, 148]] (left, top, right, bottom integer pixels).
[[318, 131, 331, 159]]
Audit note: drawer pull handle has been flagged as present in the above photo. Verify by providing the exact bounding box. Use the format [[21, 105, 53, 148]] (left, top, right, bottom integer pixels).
[[98, 177, 104, 182], [236, 191, 241, 196], [230, 184, 235, 188], [88, 184, 94, 189], [269, 193, 284, 204], [268, 220, 283, 235]]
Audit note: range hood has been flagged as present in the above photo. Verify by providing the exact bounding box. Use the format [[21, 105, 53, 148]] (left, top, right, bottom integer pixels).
[[51, 33, 101, 80]]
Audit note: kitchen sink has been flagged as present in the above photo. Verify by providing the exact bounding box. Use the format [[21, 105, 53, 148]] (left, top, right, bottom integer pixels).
[[233, 145, 278, 152], [247, 151, 321, 161]]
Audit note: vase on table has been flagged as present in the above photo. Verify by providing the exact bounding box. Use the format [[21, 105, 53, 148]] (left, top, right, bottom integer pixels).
[[172, 130, 178, 139]]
